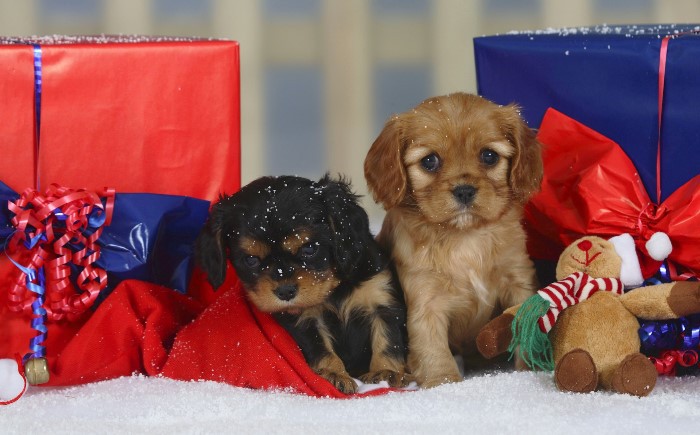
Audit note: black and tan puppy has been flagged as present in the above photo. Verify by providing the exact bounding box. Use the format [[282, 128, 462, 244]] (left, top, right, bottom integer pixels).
[[195, 174, 411, 393]]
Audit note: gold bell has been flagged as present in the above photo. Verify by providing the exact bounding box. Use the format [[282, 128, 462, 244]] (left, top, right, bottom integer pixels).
[[25, 357, 50, 385]]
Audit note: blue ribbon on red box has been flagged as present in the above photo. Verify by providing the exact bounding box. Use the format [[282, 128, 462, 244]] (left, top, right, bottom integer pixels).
[[32, 45, 42, 147]]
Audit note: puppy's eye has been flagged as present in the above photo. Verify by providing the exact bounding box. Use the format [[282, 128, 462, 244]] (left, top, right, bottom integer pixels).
[[300, 242, 318, 258], [243, 256, 261, 268], [421, 153, 441, 172], [480, 149, 500, 166]]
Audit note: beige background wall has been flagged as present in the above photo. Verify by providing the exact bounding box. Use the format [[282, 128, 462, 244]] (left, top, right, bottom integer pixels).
[[2, 0, 698, 228]]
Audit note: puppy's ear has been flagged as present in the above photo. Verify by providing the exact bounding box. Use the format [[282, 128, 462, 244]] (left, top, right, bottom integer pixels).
[[195, 196, 232, 290], [498, 104, 543, 203], [318, 174, 371, 278], [364, 115, 407, 209]]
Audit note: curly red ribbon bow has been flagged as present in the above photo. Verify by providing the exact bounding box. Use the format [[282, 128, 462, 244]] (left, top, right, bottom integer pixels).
[[525, 108, 700, 280], [650, 350, 699, 376], [6, 184, 114, 321]]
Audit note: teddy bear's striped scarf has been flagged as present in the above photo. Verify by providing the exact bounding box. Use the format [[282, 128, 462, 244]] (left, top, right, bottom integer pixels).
[[537, 272, 624, 332]]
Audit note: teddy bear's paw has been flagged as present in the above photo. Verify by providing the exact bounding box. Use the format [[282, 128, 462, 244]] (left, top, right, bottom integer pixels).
[[555, 348, 598, 393], [611, 353, 657, 397], [667, 281, 700, 317]]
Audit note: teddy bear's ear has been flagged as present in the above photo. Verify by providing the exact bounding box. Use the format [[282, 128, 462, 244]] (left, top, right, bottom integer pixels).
[[608, 233, 643, 288]]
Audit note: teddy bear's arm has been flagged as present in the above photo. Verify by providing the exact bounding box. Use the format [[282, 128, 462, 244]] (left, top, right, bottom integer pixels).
[[503, 303, 522, 317], [619, 281, 700, 320], [475, 303, 523, 359]]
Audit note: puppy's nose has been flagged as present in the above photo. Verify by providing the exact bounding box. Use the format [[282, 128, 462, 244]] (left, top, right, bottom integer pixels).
[[274, 284, 298, 301], [452, 185, 477, 206]]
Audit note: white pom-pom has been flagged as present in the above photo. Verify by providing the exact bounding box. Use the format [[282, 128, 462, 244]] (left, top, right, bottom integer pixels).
[[0, 359, 26, 402], [646, 232, 672, 261]]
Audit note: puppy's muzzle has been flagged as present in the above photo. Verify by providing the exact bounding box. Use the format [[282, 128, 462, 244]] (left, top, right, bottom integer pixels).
[[274, 284, 298, 301], [452, 184, 478, 206]]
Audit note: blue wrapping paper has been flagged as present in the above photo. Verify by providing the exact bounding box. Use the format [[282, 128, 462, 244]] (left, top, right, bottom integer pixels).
[[1, 180, 210, 306], [474, 24, 700, 202]]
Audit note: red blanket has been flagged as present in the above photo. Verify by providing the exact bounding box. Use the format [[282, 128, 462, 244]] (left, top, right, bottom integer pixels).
[[43, 270, 395, 398]]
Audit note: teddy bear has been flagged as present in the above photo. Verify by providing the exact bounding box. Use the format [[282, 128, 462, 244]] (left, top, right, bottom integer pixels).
[[476, 233, 700, 397]]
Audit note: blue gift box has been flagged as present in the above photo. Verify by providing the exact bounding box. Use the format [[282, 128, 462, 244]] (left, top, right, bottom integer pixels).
[[0, 180, 210, 307], [474, 24, 700, 202]]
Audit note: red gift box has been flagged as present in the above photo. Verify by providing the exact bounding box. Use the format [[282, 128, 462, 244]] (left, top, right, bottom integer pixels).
[[0, 36, 240, 361], [0, 35, 240, 199]]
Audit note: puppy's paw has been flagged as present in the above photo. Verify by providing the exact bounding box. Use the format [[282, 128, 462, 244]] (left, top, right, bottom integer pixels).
[[359, 369, 414, 388], [315, 368, 358, 394]]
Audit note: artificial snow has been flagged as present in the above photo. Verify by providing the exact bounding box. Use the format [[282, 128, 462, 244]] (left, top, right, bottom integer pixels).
[[0, 34, 214, 45], [2, 370, 698, 434], [504, 23, 700, 37]]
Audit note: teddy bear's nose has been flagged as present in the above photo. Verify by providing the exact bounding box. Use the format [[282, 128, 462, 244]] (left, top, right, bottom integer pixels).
[[577, 240, 593, 252]]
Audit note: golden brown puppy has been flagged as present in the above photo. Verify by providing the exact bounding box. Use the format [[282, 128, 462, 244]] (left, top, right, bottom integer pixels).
[[364, 93, 543, 387]]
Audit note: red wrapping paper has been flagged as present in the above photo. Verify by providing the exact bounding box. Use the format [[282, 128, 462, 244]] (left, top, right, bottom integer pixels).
[[0, 45, 36, 189], [0, 36, 240, 199], [526, 108, 700, 278]]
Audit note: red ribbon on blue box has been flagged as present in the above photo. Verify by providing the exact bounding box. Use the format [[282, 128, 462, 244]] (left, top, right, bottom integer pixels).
[[527, 108, 700, 280]]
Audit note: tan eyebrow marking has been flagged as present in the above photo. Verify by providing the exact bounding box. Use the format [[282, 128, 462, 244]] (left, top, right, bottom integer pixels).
[[283, 230, 312, 254], [240, 236, 270, 258]]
